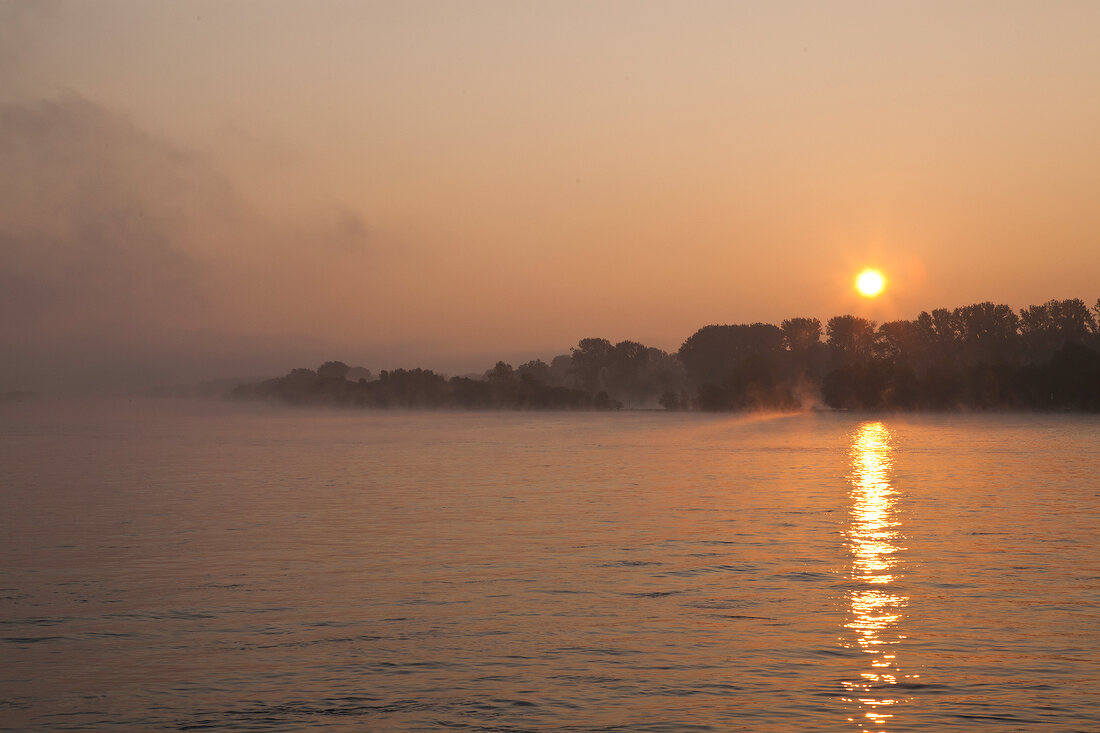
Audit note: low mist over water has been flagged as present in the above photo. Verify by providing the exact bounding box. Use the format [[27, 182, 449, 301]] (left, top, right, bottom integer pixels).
[[2, 401, 1096, 731]]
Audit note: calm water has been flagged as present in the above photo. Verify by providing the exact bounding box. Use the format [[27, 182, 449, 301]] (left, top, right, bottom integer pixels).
[[1, 401, 1097, 732]]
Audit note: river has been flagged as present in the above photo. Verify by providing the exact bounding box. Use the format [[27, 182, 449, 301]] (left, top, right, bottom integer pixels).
[[1, 400, 1097, 731]]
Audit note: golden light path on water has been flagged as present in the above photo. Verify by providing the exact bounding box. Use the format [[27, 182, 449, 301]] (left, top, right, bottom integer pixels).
[[841, 422, 914, 732]]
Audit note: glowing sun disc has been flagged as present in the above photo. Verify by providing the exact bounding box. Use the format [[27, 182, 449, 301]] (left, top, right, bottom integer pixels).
[[856, 269, 886, 297]]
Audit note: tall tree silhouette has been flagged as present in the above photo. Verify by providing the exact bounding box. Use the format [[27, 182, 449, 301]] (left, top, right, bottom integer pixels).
[[826, 316, 876, 367]]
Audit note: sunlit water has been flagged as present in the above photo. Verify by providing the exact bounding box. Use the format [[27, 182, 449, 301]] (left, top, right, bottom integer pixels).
[[1, 400, 1097, 732]]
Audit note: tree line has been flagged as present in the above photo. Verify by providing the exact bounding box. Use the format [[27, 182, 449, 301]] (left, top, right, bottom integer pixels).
[[231, 297, 1100, 411]]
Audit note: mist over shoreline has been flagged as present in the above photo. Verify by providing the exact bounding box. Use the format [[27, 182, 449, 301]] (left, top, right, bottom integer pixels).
[[220, 297, 1100, 413]]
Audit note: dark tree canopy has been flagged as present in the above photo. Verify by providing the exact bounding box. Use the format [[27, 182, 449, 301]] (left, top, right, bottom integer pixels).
[[781, 317, 822, 355], [826, 316, 876, 367], [678, 323, 784, 386], [232, 295, 1100, 412], [317, 361, 351, 380]]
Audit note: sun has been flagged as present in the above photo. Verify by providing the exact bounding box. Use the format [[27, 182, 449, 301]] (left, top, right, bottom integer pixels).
[[855, 269, 886, 297]]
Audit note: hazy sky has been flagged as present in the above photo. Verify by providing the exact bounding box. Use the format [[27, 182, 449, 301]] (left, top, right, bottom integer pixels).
[[3, 1, 1099, 391]]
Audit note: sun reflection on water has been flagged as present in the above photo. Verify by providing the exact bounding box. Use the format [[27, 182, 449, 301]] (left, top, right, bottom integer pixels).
[[841, 422, 912, 732]]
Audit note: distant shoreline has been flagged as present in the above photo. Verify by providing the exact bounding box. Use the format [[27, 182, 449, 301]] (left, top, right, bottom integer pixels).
[[227, 297, 1100, 413]]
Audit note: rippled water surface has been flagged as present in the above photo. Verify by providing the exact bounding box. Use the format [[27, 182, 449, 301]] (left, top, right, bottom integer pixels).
[[1, 401, 1097, 732]]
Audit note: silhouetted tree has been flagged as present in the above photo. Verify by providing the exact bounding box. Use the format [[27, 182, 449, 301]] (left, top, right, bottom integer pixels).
[[781, 317, 822, 354], [678, 323, 784, 387], [1019, 298, 1097, 362], [231, 293, 1100, 413], [913, 308, 958, 367], [486, 361, 519, 406], [822, 362, 892, 409], [952, 302, 1019, 366], [1046, 342, 1100, 409], [346, 366, 372, 382], [826, 315, 876, 368], [781, 316, 825, 384], [549, 354, 573, 387], [486, 361, 514, 382], [372, 368, 448, 407], [729, 352, 792, 408], [561, 338, 683, 405], [876, 320, 920, 363], [695, 382, 731, 411], [608, 340, 648, 399], [570, 338, 614, 393], [643, 348, 688, 404], [603, 341, 684, 405], [517, 359, 552, 384], [318, 361, 351, 380], [449, 376, 491, 408]]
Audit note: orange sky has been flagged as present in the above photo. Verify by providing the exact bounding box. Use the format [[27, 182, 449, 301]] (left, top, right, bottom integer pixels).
[[2, 2, 1099, 389]]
